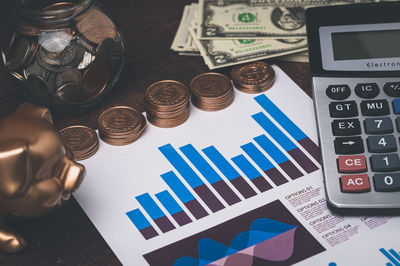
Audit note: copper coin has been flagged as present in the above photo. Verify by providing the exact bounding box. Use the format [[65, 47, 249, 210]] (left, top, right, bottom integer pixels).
[[54, 82, 80, 103], [59, 125, 99, 161], [190, 72, 232, 98], [76, 7, 116, 45], [145, 80, 189, 110], [56, 68, 82, 87], [98, 106, 145, 136], [78, 62, 109, 102], [231, 61, 275, 93]]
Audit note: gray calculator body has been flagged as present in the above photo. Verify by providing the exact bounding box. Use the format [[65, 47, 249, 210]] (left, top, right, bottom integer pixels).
[[306, 2, 400, 211]]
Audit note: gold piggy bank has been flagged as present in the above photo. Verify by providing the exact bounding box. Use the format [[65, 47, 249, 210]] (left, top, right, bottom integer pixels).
[[0, 103, 85, 253]]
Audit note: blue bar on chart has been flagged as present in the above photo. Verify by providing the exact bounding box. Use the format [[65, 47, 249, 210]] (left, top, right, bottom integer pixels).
[[159, 144, 225, 212], [231, 154, 272, 192], [180, 144, 241, 206], [136, 193, 175, 233], [203, 145, 257, 199], [155, 190, 192, 226], [126, 209, 159, 240], [254, 94, 321, 163], [380, 248, 400, 266], [253, 135, 303, 180], [240, 143, 288, 186], [161, 171, 208, 220], [252, 112, 319, 173]]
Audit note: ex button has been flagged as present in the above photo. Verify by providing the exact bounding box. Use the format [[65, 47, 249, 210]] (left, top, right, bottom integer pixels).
[[340, 174, 371, 193], [338, 155, 367, 173]]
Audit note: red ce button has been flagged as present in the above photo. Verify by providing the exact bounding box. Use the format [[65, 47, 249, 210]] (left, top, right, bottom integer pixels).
[[338, 155, 367, 173]]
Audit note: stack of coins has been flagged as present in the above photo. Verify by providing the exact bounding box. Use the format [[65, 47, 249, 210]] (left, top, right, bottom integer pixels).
[[97, 106, 146, 146], [145, 80, 190, 128], [231, 61, 275, 94], [189, 72, 234, 111], [59, 125, 99, 161]]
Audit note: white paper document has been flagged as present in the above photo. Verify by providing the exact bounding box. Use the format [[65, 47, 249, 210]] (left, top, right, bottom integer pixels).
[[74, 66, 400, 266]]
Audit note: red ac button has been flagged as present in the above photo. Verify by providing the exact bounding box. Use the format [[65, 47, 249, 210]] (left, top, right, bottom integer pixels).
[[338, 155, 367, 173], [341, 174, 371, 193]]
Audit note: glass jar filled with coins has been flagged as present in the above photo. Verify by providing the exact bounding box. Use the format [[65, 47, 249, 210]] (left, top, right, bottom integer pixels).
[[0, 0, 125, 113]]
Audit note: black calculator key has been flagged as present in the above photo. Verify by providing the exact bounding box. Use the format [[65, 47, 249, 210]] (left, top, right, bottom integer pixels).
[[360, 100, 390, 116], [334, 136, 364, 154], [326, 85, 351, 100], [370, 154, 400, 172], [364, 117, 393, 134], [355, 83, 379, 99], [384, 82, 400, 97], [367, 135, 397, 153], [393, 99, 400, 114], [373, 174, 400, 192], [332, 119, 361, 136], [396, 118, 400, 132], [329, 101, 358, 118]]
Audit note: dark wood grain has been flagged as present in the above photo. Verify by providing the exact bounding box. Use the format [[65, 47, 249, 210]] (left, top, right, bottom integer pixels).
[[0, 0, 312, 265]]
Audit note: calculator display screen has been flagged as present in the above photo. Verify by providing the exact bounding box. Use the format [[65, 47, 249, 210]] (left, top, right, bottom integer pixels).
[[331, 30, 400, 60]]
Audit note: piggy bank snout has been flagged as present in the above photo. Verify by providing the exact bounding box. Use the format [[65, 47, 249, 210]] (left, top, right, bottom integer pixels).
[[56, 156, 85, 193]]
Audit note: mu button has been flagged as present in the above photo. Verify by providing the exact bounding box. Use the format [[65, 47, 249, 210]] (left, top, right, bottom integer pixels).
[[338, 155, 367, 173], [340, 174, 371, 193]]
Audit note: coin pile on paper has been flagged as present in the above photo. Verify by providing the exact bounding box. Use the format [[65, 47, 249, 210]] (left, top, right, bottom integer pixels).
[[98, 106, 147, 146], [145, 81, 190, 128], [231, 61, 275, 94], [190, 73, 234, 111], [171, 0, 374, 69], [59, 125, 99, 160]]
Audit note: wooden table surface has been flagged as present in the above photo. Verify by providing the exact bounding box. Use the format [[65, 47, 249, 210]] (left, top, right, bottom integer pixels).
[[0, 0, 312, 265]]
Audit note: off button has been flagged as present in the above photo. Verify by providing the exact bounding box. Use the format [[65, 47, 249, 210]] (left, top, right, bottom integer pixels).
[[326, 85, 351, 100]]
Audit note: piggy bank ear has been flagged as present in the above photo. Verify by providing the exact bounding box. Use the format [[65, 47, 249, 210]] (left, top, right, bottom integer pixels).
[[54, 156, 85, 193], [0, 141, 31, 198], [16, 103, 53, 125]]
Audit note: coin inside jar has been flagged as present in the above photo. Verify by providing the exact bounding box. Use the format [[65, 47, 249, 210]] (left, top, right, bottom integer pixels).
[[78, 62, 109, 102], [59, 125, 99, 161], [27, 74, 54, 103], [4, 37, 32, 70], [231, 61, 275, 94], [54, 82, 80, 103], [56, 68, 82, 87], [95, 38, 114, 64]]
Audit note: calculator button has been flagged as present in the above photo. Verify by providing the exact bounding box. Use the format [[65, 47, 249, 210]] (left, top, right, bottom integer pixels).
[[364, 117, 393, 134], [355, 83, 379, 99], [360, 100, 390, 116], [396, 118, 400, 132], [329, 101, 358, 118], [367, 135, 397, 153], [334, 136, 364, 154], [326, 85, 351, 100], [383, 82, 400, 97], [331, 119, 361, 136], [373, 174, 400, 192], [393, 99, 400, 114], [370, 154, 400, 172], [340, 174, 371, 193], [338, 155, 367, 173]]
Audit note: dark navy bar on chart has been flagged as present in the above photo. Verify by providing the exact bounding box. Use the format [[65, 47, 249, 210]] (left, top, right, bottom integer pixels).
[[231, 154, 272, 192], [161, 171, 208, 219], [180, 144, 240, 205], [202, 145, 257, 199], [126, 209, 158, 240], [155, 190, 192, 226], [252, 112, 319, 173], [254, 94, 321, 163], [254, 135, 303, 180], [159, 144, 224, 213], [135, 193, 175, 233], [240, 143, 288, 186]]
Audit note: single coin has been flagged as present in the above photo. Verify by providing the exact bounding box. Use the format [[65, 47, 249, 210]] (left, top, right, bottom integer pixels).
[[95, 38, 114, 64], [190, 72, 232, 98], [54, 82, 80, 103], [56, 68, 82, 87], [76, 7, 116, 45], [231, 61, 275, 93], [43, 2, 76, 11], [145, 80, 189, 110], [5, 37, 32, 70], [26, 74, 54, 103], [78, 62, 109, 102], [98, 106, 145, 136], [23, 61, 52, 81], [59, 125, 99, 161]]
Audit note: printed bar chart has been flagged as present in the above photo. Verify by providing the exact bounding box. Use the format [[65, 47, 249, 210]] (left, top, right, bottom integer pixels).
[[126, 209, 159, 240], [155, 190, 192, 226], [202, 146, 257, 199], [254, 94, 321, 163], [231, 154, 273, 192], [240, 143, 288, 186], [136, 193, 175, 233], [380, 248, 400, 266], [252, 112, 319, 173], [180, 144, 241, 206], [159, 144, 225, 213], [161, 171, 208, 220], [254, 135, 303, 180]]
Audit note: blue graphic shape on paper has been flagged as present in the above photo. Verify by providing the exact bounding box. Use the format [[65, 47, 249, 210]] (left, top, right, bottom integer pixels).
[[232, 154, 263, 180], [241, 143, 274, 171], [126, 209, 151, 230], [161, 171, 195, 204], [380, 248, 400, 266], [136, 193, 166, 220], [254, 135, 288, 165], [155, 190, 183, 215], [202, 146, 241, 181]]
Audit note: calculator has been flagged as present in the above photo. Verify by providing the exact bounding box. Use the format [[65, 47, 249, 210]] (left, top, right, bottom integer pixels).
[[306, 2, 400, 212]]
